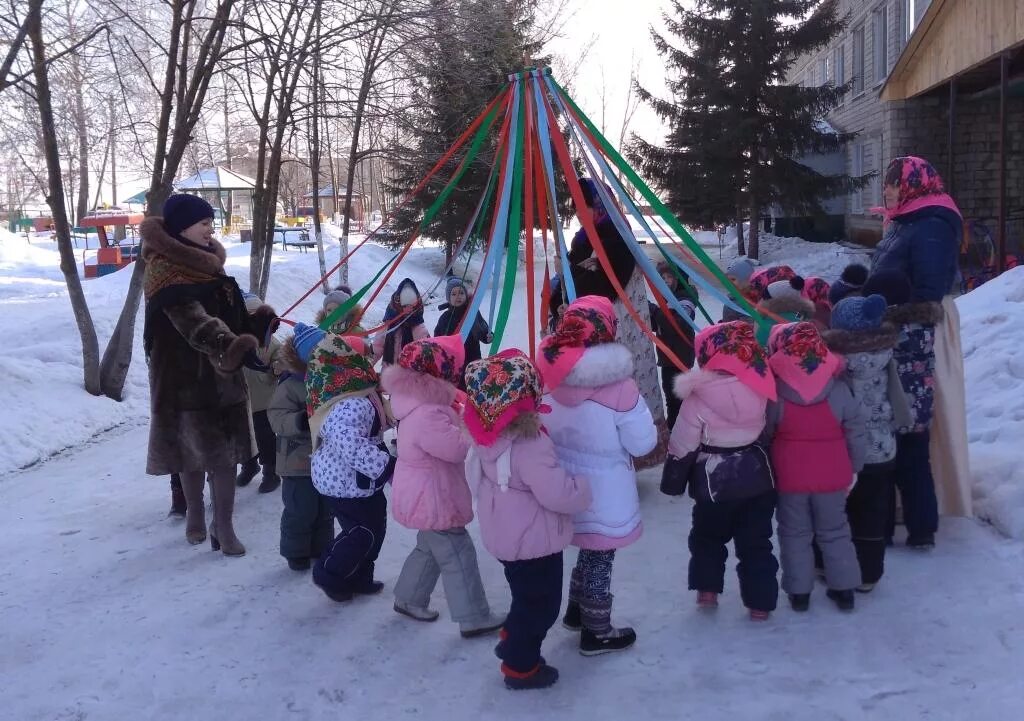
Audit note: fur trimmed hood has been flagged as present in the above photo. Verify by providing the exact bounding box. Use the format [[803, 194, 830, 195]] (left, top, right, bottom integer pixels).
[[279, 335, 308, 375], [884, 301, 945, 326], [822, 324, 900, 354], [140, 216, 226, 274], [382, 363, 456, 420], [758, 294, 815, 320], [561, 342, 633, 388]]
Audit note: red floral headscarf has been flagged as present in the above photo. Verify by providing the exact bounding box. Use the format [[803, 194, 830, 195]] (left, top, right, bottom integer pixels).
[[749, 265, 796, 302], [875, 156, 962, 226], [397, 335, 466, 385], [802, 277, 832, 309], [464, 349, 546, 446], [537, 295, 617, 390], [695, 321, 776, 400], [767, 322, 841, 402]]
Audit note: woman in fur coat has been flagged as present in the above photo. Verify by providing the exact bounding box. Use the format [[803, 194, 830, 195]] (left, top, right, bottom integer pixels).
[[142, 194, 278, 557], [538, 296, 657, 656], [382, 336, 505, 638]]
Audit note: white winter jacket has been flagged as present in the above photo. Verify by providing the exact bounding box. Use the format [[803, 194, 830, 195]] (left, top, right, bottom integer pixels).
[[311, 397, 394, 499], [542, 343, 658, 549]]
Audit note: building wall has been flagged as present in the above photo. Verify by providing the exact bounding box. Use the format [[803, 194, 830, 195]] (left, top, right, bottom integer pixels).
[[786, 0, 934, 245]]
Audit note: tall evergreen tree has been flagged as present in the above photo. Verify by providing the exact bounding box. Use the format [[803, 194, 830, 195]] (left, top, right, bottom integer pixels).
[[388, 0, 543, 262], [631, 0, 868, 259]]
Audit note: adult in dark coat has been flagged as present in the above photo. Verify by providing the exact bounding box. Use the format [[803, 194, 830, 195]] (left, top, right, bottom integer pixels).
[[433, 276, 492, 378], [142, 194, 278, 557], [647, 260, 697, 429], [866, 155, 970, 548], [567, 178, 635, 301]]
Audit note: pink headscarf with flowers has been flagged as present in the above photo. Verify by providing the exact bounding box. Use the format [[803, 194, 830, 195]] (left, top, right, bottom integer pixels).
[[537, 295, 617, 390], [696, 321, 777, 401], [464, 349, 547, 446], [749, 265, 796, 302], [801, 277, 832, 309], [873, 156, 962, 227], [767, 322, 842, 402], [397, 335, 466, 385]]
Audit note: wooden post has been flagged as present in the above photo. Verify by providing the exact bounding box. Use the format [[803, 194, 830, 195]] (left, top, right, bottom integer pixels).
[[998, 53, 1008, 274], [947, 78, 956, 195]]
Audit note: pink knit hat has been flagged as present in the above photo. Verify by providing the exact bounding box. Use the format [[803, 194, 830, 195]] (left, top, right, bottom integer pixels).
[[536, 295, 617, 390], [767, 322, 842, 402], [463, 349, 546, 446], [397, 335, 465, 384], [695, 321, 776, 401]]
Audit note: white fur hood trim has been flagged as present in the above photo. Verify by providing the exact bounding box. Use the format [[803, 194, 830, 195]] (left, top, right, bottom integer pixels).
[[562, 343, 634, 388]]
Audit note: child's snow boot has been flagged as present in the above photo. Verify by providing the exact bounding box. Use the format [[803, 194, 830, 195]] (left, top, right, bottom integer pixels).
[[906, 533, 935, 550], [580, 627, 637, 656], [394, 601, 440, 622], [827, 589, 855, 612], [460, 612, 506, 639], [562, 602, 582, 631], [503, 663, 559, 690], [788, 593, 810, 612], [236, 458, 259, 487], [749, 609, 770, 621], [353, 580, 385, 596], [697, 591, 719, 609], [257, 470, 281, 494], [287, 557, 311, 572], [313, 577, 353, 603], [856, 582, 876, 593]]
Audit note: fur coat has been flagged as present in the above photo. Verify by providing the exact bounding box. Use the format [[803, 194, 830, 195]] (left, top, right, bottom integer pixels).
[[141, 217, 273, 475]]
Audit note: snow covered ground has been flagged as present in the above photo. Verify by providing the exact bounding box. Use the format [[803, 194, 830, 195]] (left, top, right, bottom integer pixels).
[[3, 223, 1024, 720]]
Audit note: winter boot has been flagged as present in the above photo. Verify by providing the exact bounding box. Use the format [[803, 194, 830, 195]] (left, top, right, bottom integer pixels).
[[788, 594, 811, 612], [179, 472, 207, 545], [579, 627, 637, 656], [236, 458, 259, 487], [906, 533, 935, 550], [827, 589, 855, 612], [503, 663, 559, 690], [287, 557, 311, 572], [697, 591, 719, 609], [353, 580, 385, 596], [749, 609, 771, 622], [394, 601, 440, 622], [856, 582, 876, 594], [169, 475, 187, 518], [313, 577, 353, 603], [562, 602, 582, 631], [257, 470, 281, 494], [460, 612, 506, 639], [209, 468, 245, 557]]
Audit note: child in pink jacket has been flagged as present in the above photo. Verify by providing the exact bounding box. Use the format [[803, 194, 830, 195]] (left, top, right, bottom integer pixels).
[[465, 350, 592, 690], [765, 322, 867, 613], [663, 321, 780, 620], [382, 335, 505, 637], [537, 296, 657, 656]]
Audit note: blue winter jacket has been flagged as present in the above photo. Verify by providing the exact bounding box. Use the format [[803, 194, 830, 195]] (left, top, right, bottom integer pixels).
[[871, 206, 961, 302]]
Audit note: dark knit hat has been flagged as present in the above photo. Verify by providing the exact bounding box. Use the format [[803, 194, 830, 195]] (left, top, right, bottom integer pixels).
[[829, 263, 870, 305], [445, 275, 468, 304], [862, 269, 912, 307], [831, 294, 888, 331], [163, 194, 215, 236]]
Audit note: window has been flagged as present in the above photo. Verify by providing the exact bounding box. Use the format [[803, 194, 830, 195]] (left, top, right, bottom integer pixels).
[[851, 142, 866, 213], [853, 25, 866, 94], [819, 56, 829, 86], [873, 5, 888, 83], [834, 43, 846, 88]]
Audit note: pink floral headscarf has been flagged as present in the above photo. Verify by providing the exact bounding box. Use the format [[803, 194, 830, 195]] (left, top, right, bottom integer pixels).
[[464, 349, 547, 446], [802, 277, 832, 309], [749, 265, 796, 302], [537, 295, 617, 390], [397, 335, 466, 384], [874, 156, 962, 226], [696, 321, 777, 400], [767, 322, 841, 402]]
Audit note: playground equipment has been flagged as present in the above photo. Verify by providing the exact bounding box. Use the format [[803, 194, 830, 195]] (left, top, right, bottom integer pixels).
[[276, 68, 768, 369], [78, 211, 144, 278]]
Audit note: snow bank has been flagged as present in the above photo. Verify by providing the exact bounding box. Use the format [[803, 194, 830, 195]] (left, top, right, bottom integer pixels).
[[957, 266, 1024, 539]]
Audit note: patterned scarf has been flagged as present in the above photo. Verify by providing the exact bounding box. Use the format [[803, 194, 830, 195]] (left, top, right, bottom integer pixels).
[[749, 265, 796, 302], [536, 295, 617, 390], [767, 322, 841, 402], [874, 156, 962, 226], [397, 335, 465, 384], [696, 321, 776, 400], [381, 278, 425, 364], [802, 277, 833, 309], [305, 334, 380, 417], [464, 350, 545, 447]]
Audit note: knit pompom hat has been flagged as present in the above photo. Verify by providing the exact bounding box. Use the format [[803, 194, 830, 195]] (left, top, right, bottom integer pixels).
[[767, 322, 841, 402], [829, 264, 869, 306], [323, 286, 352, 311], [293, 322, 327, 363], [749, 265, 796, 301], [831, 294, 888, 331], [162, 194, 215, 236], [695, 321, 776, 400], [464, 349, 545, 447], [766, 275, 806, 302], [397, 335, 466, 384], [536, 295, 617, 390], [726, 257, 757, 285]]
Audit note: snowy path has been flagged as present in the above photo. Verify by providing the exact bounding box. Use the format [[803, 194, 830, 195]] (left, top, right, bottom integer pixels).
[[3, 424, 1023, 721]]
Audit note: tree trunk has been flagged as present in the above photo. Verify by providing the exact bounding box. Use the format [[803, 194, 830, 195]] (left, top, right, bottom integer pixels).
[[309, 20, 328, 294], [28, 2, 101, 396], [735, 206, 746, 256], [340, 101, 366, 287]]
